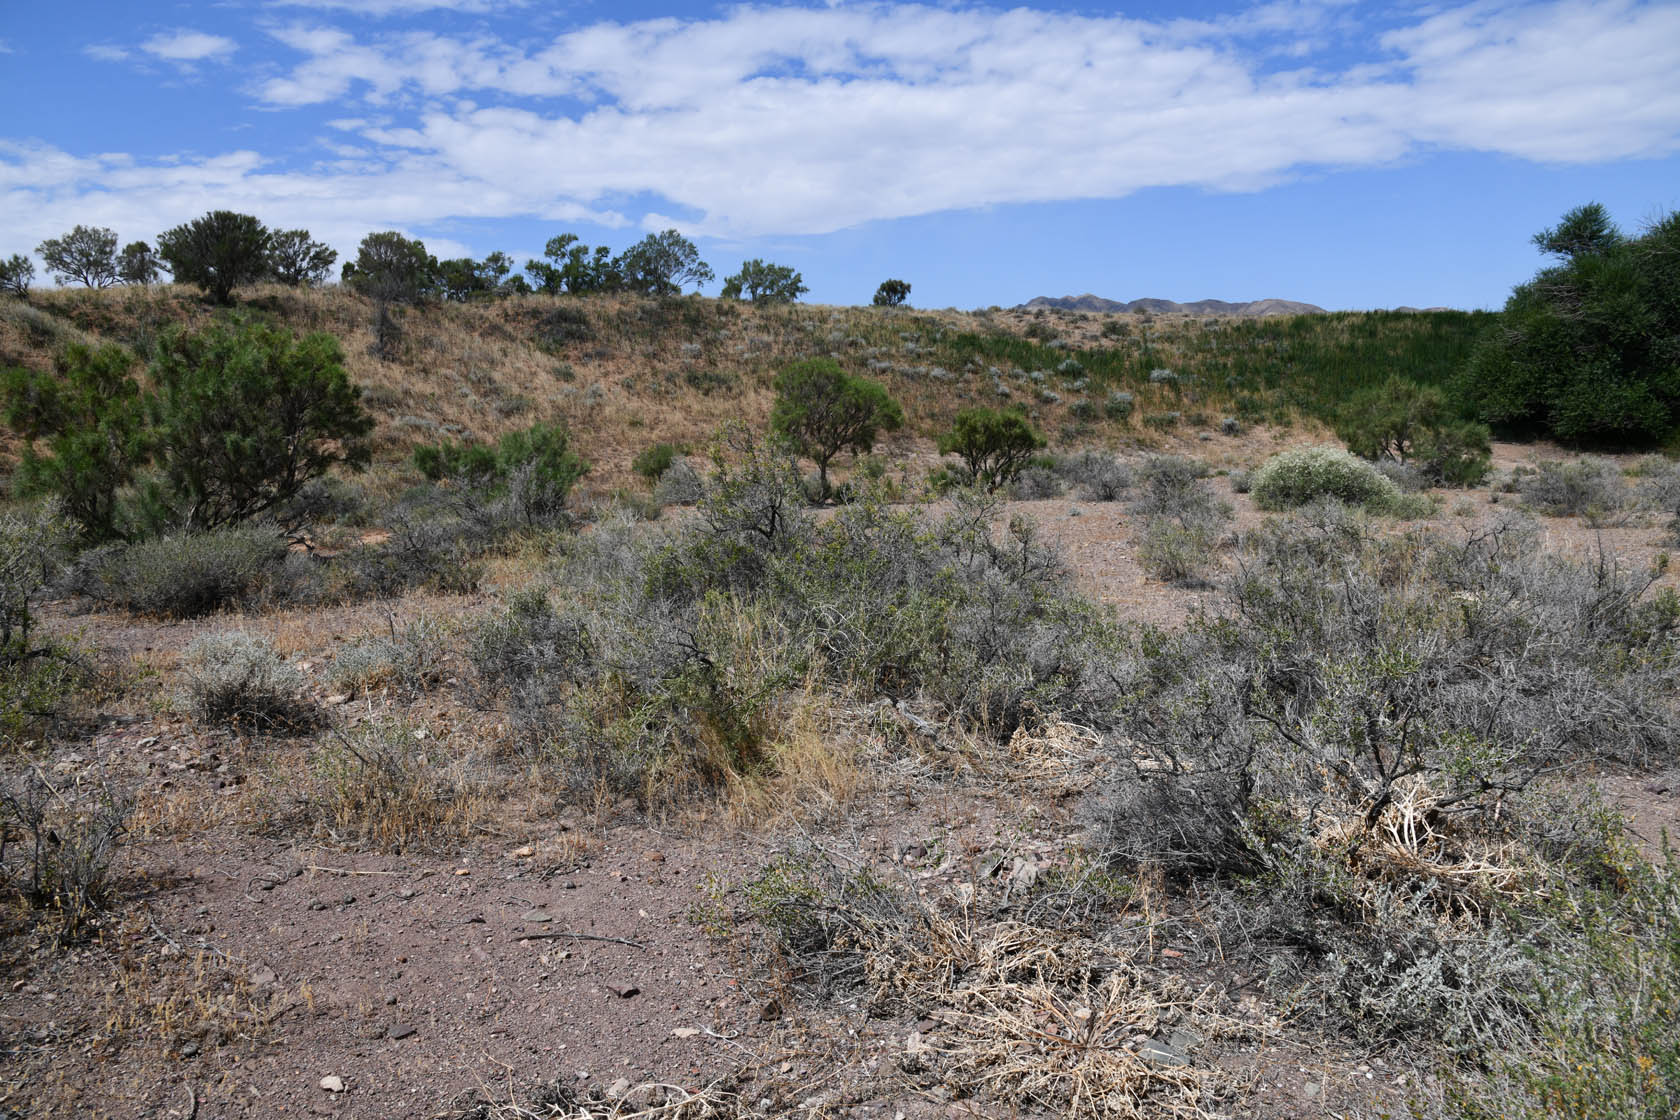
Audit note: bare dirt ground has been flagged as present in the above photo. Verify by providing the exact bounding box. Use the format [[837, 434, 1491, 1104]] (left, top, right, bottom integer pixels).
[[4, 436, 1677, 1119]]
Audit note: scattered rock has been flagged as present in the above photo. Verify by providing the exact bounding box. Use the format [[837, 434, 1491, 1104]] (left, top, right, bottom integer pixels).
[[607, 1078, 631, 1099], [759, 999, 783, 1022], [607, 984, 640, 999], [389, 1024, 416, 1040], [249, 966, 277, 987], [320, 1076, 345, 1093], [672, 1027, 699, 1038], [1137, 1040, 1189, 1067], [179, 1041, 199, 1058], [511, 845, 535, 858], [522, 909, 552, 923]]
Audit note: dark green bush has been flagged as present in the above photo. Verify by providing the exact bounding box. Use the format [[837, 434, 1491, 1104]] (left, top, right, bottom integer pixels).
[[632, 442, 678, 484], [1458, 205, 1680, 445], [412, 420, 587, 528], [936, 406, 1046, 492], [1336, 375, 1491, 486]]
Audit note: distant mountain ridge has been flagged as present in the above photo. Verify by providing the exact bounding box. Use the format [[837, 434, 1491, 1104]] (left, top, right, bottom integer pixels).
[[1022, 294, 1326, 316]]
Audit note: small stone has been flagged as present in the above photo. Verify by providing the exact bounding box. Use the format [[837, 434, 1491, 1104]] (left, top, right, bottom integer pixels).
[[511, 845, 535, 858], [399, 888, 416, 900], [522, 909, 552, 923], [320, 1076, 345, 1093], [341, 894, 356, 906], [179, 1041, 199, 1058], [563, 881, 578, 890], [1137, 1041, 1188, 1067], [249, 966, 277, 987], [607, 1078, 631, 1099], [1303, 1081, 1321, 1099], [257, 879, 276, 891], [644, 850, 665, 863], [389, 1024, 416, 1040], [325, 694, 349, 706], [309, 901, 328, 911], [607, 984, 640, 999], [759, 999, 783, 1022], [672, 1027, 700, 1038]]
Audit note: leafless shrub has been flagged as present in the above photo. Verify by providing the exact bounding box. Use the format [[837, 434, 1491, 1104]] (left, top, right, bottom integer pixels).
[[0, 770, 133, 942], [1057, 451, 1133, 501], [1518, 457, 1629, 521]]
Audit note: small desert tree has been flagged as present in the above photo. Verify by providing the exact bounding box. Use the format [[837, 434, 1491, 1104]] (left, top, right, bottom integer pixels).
[[156, 211, 272, 304], [117, 241, 162, 286], [872, 279, 911, 307], [938, 406, 1045, 492], [266, 229, 338, 287], [1336, 376, 1490, 486], [618, 230, 713, 296], [1, 344, 149, 541], [344, 231, 436, 358], [146, 319, 373, 530], [36, 226, 119, 289], [721, 259, 807, 305], [0, 255, 34, 298], [770, 358, 903, 501]]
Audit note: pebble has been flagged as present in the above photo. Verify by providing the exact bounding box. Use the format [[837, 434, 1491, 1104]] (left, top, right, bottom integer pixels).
[[522, 909, 552, 923], [320, 1076, 345, 1093], [390, 1024, 416, 1040]]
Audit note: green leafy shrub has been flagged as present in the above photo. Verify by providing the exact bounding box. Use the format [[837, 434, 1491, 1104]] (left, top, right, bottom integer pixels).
[[770, 359, 902, 501], [413, 420, 587, 527], [1458, 204, 1680, 445], [937, 406, 1046, 492], [1336, 376, 1491, 486], [1249, 445, 1424, 514], [2, 343, 149, 541], [145, 318, 374, 531], [632, 442, 678, 483]]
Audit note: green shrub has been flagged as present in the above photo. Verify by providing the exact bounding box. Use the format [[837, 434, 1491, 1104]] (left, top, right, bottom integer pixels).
[[1249, 445, 1421, 514], [936, 406, 1046, 492], [632, 442, 678, 484], [770, 359, 902, 501], [1103, 391, 1134, 421], [1336, 376, 1491, 486], [1458, 205, 1680, 445], [412, 420, 587, 528]]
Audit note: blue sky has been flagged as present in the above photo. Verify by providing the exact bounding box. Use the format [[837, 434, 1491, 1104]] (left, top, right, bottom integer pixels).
[[3, 0, 1677, 310]]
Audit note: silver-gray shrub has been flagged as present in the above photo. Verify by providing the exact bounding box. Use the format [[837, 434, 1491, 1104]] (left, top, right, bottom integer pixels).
[[181, 630, 311, 730], [1096, 507, 1680, 1052], [1055, 451, 1132, 501], [1517, 457, 1628, 519]]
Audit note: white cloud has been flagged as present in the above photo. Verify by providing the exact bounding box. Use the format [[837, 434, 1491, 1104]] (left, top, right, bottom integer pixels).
[[141, 29, 238, 63], [10, 1, 1680, 255], [83, 43, 132, 62]]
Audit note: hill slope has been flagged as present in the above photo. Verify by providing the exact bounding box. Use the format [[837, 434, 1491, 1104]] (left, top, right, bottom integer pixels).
[[1023, 294, 1327, 315]]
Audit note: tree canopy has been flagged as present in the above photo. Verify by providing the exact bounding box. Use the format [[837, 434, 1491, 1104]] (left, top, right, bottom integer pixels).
[[722, 259, 807, 304], [872, 279, 911, 307], [36, 226, 119, 289], [267, 229, 338, 287], [769, 359, 902, 500], [1458, 204, 1680, 445], [618, 230, 713, 296], [157, 211, 272, 304], [938, 407, 1045, 492]]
